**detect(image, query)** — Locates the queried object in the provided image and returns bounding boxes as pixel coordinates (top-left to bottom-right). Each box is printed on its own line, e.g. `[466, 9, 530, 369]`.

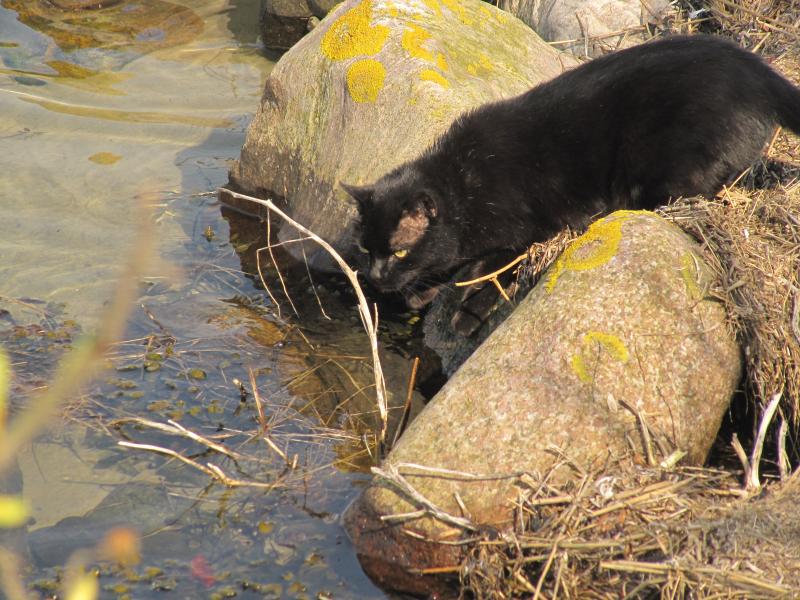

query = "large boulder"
[498, 0, 672, 57]
[344, 211, 742, 594]
[226, 0, 576, 271]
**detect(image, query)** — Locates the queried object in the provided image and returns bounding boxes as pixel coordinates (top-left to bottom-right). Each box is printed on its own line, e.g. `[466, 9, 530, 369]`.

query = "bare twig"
[455, 253, 526, 287]
[619, 399, 656, 466]
[219, 188, 389, 445]
[118, 441, 279, 489]
[777, 417, 790, 481]
[372, 462, 478, 531]
[391, 356, 420, 449]
[112, 417, 244, 460]
[249, 368, 267, 430]
[746, 391, 783, 491]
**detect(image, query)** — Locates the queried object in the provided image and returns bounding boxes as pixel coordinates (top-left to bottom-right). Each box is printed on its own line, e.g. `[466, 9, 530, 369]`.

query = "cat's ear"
[410, 190, 438, 219]
[341, 182, 374, 213]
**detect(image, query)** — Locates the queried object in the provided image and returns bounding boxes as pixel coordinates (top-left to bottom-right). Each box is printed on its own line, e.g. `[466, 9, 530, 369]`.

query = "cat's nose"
[369, 258, 387, 283]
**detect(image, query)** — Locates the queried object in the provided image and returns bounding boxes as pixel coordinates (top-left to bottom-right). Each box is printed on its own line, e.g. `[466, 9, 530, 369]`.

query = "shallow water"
[0, 2, 405, 597]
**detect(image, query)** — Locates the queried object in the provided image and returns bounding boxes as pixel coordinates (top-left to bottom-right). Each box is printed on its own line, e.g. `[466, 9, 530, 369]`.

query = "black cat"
[343, 35, 800, 335]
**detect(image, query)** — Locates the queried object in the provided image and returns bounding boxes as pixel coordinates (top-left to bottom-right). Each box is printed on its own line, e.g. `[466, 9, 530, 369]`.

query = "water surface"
[0, 2, 404, 596]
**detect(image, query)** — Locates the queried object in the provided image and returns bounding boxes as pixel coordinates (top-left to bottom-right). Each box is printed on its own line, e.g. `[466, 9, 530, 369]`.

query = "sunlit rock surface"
[498, 0, 672, 57]
[345, 211, 741, 594]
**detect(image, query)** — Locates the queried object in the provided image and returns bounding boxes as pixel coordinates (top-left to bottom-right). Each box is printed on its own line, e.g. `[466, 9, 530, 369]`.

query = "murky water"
[0, 2, 412, 597]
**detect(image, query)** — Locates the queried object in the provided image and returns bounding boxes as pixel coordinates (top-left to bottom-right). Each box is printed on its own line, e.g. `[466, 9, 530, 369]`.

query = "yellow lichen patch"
[440, 0, 474, 24]
[546, 211, 648, 292]
[680, 251, 702, 300]
[467, 63, 477, 75]
[584, 331, 630, 362]
[571, 354, 592, 383]
[401, 24, 434, 61]
[436, 52, 449, 71]
[89, 152, 122, 165]
[321, 0, 389, 61]
[478, 53, 493, 71]
[420, 0, 442, 17]
[346, 59, 386, 102]
[420, 69, 449, 88]
[571, 331, 629, 383]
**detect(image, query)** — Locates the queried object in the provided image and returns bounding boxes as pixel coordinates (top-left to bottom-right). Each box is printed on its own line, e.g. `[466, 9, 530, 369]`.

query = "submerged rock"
[2, 0, 203, 54]
[226, 0, 575, 272]
[344, 211, 741, 594]
[498, 0, 672, 57]
[260, 0, 316, 50]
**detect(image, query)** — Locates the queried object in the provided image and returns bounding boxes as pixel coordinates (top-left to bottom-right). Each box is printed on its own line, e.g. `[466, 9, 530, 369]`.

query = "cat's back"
[527, 35, 774, 110]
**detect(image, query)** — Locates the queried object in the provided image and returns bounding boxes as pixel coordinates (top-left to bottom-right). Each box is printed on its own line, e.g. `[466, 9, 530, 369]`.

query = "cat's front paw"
[404, 285, 441, 309]
[450, 308, 484, 337]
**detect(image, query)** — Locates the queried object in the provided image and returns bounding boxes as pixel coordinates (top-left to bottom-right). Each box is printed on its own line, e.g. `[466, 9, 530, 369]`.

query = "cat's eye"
[357, 243, 369, 254]
[393, 249, 409, 259]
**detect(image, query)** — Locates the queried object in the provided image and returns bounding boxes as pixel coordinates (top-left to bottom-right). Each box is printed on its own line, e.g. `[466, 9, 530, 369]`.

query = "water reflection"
[1, 0, 393, 597]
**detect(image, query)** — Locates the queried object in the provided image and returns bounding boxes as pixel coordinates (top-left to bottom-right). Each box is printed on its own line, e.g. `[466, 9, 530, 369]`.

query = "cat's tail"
[770, 71, 800, 134]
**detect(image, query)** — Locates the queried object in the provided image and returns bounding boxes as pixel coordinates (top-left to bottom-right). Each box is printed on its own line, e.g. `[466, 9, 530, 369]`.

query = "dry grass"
[661, 187, 800, 427]
[461, 463, 800, 598]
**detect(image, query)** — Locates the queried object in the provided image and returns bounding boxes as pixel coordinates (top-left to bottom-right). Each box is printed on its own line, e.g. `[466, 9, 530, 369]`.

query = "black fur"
[344, 35, 800, 332]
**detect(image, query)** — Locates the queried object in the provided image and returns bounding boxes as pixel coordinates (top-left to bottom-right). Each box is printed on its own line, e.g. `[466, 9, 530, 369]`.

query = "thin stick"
[118, 441, 279, 489]
[746, 391, 783, 492]
[491, 277, 511, 302]
[372, 463, 478, 531]
[619, 399, 656, 466]
[301, 243, 330, 320]
[455, 253, 526, 287]
[263, 434, 289, 464]
[249, 368, 267, 430]
[219, 188, 389, 444]
[112, 417, 243, 460]
[255, 246, 282, 319]
[731, 433, 752, 486]
[777, 417, 790, 481]
[765, 126, 782, 157]
[533, 539, 560, 599]
[395, 462, 520, 480]
[391, 357, 420, 448]
[264, 211, 299, 317]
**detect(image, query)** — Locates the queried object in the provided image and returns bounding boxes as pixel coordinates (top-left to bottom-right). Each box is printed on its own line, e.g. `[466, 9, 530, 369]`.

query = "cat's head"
[342, 167, 460, 306]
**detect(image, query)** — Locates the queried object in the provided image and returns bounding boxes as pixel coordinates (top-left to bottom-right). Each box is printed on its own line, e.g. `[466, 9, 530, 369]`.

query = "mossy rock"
[226, 0, 576, 271]
[344, 211, 741, 595]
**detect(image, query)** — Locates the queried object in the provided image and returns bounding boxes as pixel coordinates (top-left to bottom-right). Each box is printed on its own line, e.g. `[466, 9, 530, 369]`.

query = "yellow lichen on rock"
[420, 69, 449, 87]
[401, 21, 449, 84]
[321, 0, 389, 61]
[680, 252, 702, 300]
[440, 0, 474, 24]
[571, 331, 630, 383]
[546, 210, 649, 292]
[401, 24, 435, 61]
[347, 59, 386, 102]
[420, 0, 442, 17]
